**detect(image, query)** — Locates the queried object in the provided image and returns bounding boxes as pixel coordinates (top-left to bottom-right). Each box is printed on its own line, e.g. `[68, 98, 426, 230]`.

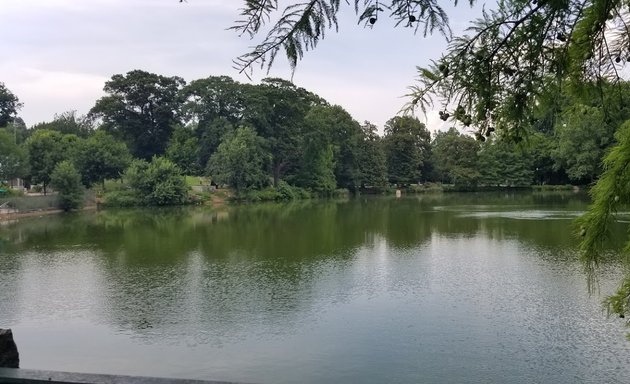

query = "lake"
[1, 192, 630, 383]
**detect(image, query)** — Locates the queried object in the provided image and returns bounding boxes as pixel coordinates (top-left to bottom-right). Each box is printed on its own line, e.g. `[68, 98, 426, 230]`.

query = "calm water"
[1, 192, 630, 383]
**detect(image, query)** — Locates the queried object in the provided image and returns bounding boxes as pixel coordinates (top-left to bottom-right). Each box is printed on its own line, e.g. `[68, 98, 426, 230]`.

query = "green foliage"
[102, 189, 142, 207]
[356, 122, 388, 189]
[90, 70, 185, 160]
[577, 120, 630, 269]
[5, 118, 28, 145]
[50, 160, 83, 211]
[383, 116, 431, 185]
[0, 82, 22, 128]
[553, 105, 609, 183]
[299, 142, 337, 196]
[297, 105, 360, 194]
[166, 126, 201, 176]
[181, 76, 245, 126]
[550, 83, 630, 184]
[245, 78, 325, 186]
[196, 118, 235, 168]
[432, 128, 480, 187]
[0, 128, 29, 181]
[25, 129, 77, 193]
[74, 130, 131, 188]
[31, 111, 93, 138]
[408, 0, 629, 141]
[235, 181, 311, 202]
[208, 126, 270, 192]
[478, 139, 534, 187]
[125, 157, 189, 206]
[604, 276, 630, 325]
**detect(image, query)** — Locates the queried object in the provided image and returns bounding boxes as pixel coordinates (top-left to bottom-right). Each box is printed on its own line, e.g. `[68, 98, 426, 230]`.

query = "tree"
[432, 128, 480, 187]
[356, 122, 388, 189]
[165, 125, 201, 176]
[90, 70, 185, 160]
[0, 83, 22, 128]
[383, 116, 431, 185]
[207, 126, 270, 192]
[478, 139, 534, 187]
[553, 105, 611, 184]
[74, 130, 131, 188]
[31, 111, 93, 138]
[125, 157, 189, 206]
[181, 76, 246, 127]
[25, 130, 76, 194]
[243, 78, 325, 186]
[298, 106, 340, 194]
[528, 131, 568, 186]
[5, 118, 28, 145]
[0, 128, 28, 183]
[50, 160, 83, 211]
[197, 117, 234, 169]
[303, 105, 361, 191]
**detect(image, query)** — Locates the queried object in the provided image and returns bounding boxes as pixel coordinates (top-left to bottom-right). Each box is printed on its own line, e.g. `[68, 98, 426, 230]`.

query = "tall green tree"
[478, 140, 534, 187]
[0, 128, 29, 183]
[528, 131, 568, 186]
[74, 130, 131, 188]
[207, 126, 270, 192]
[165, 126, 201, 176]
[90, 70, 185, 160]
[0, 83, 21, 128]
[243, 78, 325, 186]
[432, 128, 480, 187]
[25, 130, 77, 194]
[356, 122, 387, 189]
[553, 105, 612, 184]
[180, 76, 246, 126]
[383, 116, 431, 186]
[197, 117, 234, 168]
[303, 105, 361, 191]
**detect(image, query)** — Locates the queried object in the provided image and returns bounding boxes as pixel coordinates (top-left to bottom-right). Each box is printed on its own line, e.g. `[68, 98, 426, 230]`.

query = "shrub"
[102, 189, 141, 207]
[50, 160, 83, 211]
[125, 157, 189, 206]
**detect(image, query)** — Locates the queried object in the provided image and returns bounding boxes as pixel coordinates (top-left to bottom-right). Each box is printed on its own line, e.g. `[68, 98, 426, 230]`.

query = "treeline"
[1, 72, 629, 207]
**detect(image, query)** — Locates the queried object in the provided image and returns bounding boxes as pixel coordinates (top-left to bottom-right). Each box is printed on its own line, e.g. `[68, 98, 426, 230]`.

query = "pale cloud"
[4, 67, 108, 125]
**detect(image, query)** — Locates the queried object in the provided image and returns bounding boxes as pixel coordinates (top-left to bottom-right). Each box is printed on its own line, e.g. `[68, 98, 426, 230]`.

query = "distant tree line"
[1, 72, 629, 207]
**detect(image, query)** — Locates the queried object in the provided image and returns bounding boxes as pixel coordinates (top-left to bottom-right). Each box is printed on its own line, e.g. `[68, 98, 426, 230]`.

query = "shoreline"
[0, 205, 97, 222]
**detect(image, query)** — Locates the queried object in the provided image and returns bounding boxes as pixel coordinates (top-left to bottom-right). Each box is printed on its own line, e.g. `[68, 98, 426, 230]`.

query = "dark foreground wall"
[0, 368, 246, 384]
[0, 329, 19, 368]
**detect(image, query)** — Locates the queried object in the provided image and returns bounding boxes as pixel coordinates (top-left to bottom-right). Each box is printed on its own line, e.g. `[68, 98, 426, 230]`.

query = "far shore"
[0, 205, 97, 222]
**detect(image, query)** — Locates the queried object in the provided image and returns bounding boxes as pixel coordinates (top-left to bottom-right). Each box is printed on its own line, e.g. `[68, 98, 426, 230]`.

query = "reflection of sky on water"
[456, 210, 584, 220]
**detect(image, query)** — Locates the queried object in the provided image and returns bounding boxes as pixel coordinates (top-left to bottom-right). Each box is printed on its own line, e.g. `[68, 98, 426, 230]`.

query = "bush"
[125, 157, 189, 206]
[232, 182, 312, 202]
[102, 189, 142, 207]
[50, 160, 83, 211]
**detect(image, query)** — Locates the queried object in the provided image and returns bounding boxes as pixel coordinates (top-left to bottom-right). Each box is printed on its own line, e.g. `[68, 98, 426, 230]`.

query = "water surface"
[1, 192, 629, 383]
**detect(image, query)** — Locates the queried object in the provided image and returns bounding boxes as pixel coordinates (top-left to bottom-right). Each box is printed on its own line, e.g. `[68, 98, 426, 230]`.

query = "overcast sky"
[1, 0, 484, 132]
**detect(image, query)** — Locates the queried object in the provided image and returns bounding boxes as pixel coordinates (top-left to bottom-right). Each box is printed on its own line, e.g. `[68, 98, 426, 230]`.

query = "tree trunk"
[272, 162, 284, 188]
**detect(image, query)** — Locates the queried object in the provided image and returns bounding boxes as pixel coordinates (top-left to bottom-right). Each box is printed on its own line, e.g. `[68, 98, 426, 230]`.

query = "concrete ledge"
[0, 368, 247, 384]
